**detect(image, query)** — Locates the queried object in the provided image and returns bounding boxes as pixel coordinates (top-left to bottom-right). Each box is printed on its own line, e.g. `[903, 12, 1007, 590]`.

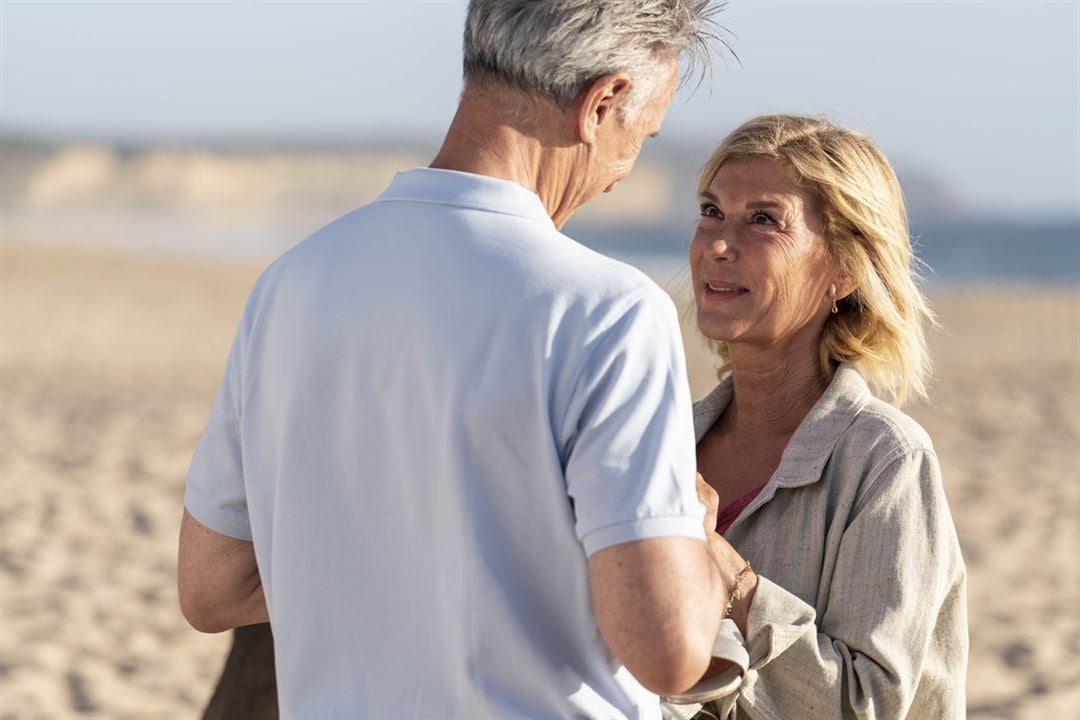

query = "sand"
[1, 243, 1077, 718]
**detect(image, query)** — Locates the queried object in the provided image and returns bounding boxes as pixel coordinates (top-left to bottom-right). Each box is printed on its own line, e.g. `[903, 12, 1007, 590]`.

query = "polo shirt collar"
[375, 168, 555, 227]
[693, 363, 872, 490]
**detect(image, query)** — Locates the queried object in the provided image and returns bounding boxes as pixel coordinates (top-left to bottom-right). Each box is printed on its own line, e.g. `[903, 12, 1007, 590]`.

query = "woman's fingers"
[696, 472, 719, 532]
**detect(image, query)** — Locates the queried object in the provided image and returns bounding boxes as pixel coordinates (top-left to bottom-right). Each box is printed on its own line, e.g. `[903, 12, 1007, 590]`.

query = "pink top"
[716, 482, 767, 534]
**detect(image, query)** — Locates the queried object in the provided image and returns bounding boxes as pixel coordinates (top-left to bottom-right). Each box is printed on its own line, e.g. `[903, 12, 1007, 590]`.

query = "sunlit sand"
[1, 242, 1077, 718]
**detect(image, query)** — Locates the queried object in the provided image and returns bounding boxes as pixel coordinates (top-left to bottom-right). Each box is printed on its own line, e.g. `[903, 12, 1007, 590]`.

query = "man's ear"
[575, 73, 633, 145]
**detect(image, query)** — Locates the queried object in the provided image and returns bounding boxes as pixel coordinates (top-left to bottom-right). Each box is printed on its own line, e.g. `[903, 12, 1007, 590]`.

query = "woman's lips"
[703, 282, 749, 300]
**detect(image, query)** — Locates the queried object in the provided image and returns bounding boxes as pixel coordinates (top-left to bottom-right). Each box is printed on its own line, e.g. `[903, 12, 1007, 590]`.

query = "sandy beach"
[1, 242, 1077, 718]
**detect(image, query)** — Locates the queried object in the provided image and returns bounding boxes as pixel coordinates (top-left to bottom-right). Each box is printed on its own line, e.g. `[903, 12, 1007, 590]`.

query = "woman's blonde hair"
[698, 114, 936, 406]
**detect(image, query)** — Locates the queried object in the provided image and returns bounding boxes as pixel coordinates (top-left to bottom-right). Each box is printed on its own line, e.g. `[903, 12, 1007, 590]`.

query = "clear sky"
[1, 0, 1077, 218]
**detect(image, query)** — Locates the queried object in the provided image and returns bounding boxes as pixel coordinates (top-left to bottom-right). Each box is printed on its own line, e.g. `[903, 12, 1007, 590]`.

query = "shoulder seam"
[860, 445, 940, 510]
[852, 405, 934, 454]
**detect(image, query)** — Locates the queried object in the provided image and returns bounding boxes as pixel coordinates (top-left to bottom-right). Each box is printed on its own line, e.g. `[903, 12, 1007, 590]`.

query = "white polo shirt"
[185, 168, 705, 719]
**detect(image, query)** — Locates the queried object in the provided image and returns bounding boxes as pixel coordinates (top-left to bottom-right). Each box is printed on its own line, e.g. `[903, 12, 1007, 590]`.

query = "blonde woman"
[668, 115, 968, 719]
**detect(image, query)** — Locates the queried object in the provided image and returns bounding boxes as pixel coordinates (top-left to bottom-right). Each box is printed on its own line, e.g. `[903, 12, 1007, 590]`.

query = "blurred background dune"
[1, 1, 1078, 718]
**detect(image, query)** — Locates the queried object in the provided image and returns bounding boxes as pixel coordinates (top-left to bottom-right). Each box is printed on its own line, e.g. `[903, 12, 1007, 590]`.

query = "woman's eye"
[699, 203, 721, 218]
[751, 212, 775, 225]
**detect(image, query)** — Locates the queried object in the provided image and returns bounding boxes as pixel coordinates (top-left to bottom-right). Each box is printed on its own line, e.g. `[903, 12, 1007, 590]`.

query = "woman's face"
[690, 157, 839, 353]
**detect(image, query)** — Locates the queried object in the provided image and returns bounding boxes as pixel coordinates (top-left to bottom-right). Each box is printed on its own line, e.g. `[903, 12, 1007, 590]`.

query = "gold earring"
[831, 297, 839, 314]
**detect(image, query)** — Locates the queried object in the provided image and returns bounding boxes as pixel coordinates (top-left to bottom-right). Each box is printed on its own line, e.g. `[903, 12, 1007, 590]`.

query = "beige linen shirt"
[691, 364, 967, 719]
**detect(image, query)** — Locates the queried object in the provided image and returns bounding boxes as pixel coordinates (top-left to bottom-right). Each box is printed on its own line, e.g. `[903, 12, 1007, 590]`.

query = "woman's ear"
[827, 251, 857, 301]
[826, 226, 860, 302]
[835, 276, 857, 301]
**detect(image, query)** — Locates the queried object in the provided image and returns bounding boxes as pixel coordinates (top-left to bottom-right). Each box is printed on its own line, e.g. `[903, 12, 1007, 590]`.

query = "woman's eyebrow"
[699, 191, 791, 209]
[746, 200, 788, 211]
[699, 193, 794, 215]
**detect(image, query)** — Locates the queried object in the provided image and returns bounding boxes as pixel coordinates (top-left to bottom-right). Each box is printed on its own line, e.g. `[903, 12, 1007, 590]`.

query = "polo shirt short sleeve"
[184, 312, 252, 541]
[562, 287, 705, 556]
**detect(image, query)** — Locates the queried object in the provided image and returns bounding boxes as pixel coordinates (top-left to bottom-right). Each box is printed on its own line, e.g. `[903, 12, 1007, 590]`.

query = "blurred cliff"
[0, 134, 966, 263]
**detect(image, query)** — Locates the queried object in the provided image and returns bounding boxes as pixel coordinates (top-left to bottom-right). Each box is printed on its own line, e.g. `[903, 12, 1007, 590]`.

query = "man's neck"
[430, 86, 585, 228]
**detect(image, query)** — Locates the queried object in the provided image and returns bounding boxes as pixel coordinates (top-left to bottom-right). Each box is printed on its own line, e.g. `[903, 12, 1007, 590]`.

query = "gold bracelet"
[723, 562, 753, 618]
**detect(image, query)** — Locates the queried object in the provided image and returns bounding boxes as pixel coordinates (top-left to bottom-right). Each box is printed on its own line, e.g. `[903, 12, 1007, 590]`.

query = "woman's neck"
[723, 336, 832, 439]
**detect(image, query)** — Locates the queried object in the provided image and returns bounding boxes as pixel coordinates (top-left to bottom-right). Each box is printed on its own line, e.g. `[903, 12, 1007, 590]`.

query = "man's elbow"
[178, 582, 232, 634]
[630, 636, 714, 696]
[183, 612, 229, 635]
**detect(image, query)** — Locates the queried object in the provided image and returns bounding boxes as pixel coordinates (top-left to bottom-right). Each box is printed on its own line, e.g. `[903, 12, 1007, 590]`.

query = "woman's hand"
[696, 472, 758, 637]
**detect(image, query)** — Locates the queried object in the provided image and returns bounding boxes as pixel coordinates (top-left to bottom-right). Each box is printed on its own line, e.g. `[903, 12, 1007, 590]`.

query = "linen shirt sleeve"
[561, 288, 705, 557]
[183, 320, 252, 541]
[729, 447, 966, 719]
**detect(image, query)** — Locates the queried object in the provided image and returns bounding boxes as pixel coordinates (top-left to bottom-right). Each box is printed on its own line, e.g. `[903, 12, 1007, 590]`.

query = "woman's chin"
[699, 330, 741, 346]
[697, 318, 742, 344]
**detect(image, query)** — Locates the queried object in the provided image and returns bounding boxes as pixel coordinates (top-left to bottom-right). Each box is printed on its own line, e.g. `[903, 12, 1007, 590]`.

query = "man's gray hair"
[463, 0, 724, 117]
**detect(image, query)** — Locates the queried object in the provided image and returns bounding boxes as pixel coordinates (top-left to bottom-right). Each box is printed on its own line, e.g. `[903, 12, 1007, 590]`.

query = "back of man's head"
[463, 0, 720, 121]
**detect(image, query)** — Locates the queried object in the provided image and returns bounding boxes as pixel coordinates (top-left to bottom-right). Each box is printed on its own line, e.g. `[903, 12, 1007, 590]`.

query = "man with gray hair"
[179, 2, 733, 717]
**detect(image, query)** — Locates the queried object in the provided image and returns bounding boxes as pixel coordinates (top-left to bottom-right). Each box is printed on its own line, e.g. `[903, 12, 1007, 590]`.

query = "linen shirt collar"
[375, 168, 555, 227]
[692, 363, 873, 490]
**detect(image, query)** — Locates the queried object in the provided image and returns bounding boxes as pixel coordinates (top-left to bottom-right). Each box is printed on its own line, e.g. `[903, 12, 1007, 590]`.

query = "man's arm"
[178, 509, 269, 634]
[588, 536, 729, 696]
[559, 291, 735, 695]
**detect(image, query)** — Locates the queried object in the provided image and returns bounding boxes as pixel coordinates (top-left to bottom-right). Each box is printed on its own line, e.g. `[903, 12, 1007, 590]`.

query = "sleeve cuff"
[745, 575, 817, 669]
[580, 515, 705, 557]
[184, 484, 253, 542]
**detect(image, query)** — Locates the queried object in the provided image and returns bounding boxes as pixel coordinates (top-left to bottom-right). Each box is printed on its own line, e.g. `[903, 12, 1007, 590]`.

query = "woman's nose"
[701, 227, 737, 262]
